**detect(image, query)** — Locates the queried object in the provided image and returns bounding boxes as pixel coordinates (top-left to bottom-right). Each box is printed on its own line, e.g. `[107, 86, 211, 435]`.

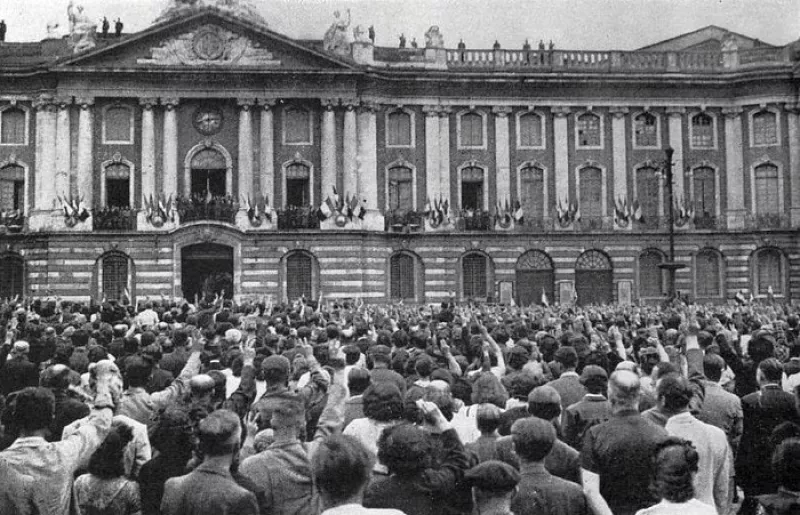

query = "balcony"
[693, 215, 720, 230]
[176, 195, 237, 225]
[745, 213, 791, 230]
[575, 216, 612, 231]
[0, 211, 25, 233]
[457, 210, 492, 231]
[92, 207, 137, 231]
[385, 210, 424, 233]
[633, 216, 666, 232]
[276, 207, 321, 230]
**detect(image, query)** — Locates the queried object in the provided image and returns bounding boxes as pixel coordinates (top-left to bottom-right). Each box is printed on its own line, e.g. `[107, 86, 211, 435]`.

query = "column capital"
[422, 104, 440, 117]
[75, 97, 95, 110]
[54, 96, 73, 110]
[258, 98, 277, 110]
[34, 95, 56, 111]
[139, 97, 158, 110]
[492, 106, 512, 117]
[321, 98, 339, 111]
[359, 101, 378, 113]
[437, 106, 452, 117]
[551, 106, 571, 118]
[722, 106, 743, 119]
[609, 106, 629, 119]
[237, 97, 257, 110]
[342, 98, 359, 111]
[162, 97, 180, 110]
[665, 106, 686, 117]
[782, 102, 800, 115]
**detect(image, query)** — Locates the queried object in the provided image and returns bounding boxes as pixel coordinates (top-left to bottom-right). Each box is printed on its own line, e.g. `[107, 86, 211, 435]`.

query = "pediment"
[57, 10, 353, 71]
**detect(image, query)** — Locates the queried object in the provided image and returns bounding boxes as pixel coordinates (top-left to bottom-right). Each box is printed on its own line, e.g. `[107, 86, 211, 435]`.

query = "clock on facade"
[193, 107, 223, 136]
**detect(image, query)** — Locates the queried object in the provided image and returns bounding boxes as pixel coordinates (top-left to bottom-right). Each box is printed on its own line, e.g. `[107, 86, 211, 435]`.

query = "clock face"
[193, 107, 223, 136]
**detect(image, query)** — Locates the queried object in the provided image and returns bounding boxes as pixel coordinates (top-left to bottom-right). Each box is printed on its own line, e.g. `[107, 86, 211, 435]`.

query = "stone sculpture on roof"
[154, 0, 267, 26]
[67, 0, 97, 53]
[323, 9, 352, 55]
[425, 26, 444, 49]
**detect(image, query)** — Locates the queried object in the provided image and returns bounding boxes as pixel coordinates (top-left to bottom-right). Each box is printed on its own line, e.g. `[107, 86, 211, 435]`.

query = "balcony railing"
[92, 207, 137, 231]
[276, 207, 321, 230]
[0, 211, 25, 232]
[385, 210, 424, 233]
[176, 195, 237, 225]
[575, 216, 612, 231]
[634, 216, 666, 231]
[457, 210, 492, 231]
[745, 213, 791, 230]
[693, 215, 720, 230]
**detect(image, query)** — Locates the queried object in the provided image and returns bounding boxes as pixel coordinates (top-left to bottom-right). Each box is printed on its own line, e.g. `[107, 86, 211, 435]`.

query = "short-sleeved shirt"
[581, 409, 668, 515]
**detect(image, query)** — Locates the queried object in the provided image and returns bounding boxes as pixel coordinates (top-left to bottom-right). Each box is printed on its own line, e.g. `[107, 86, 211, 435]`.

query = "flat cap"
[464, 460, 520, 493]
[527, 385, 561, 406]
[580, 365, 608, 384]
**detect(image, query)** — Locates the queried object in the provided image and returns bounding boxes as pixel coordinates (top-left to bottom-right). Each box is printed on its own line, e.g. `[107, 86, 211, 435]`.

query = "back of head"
[650, 437, 699, 503]
[703, 353, 726, 383]
[511, 417, 556, 462]
[362, 382, 403, 422]
[527, 385, 561, 421]
[270, 395, 306, 431]
[657, 373, 693, 413]
[773, 437, 800, 491]
[40, 364, 72, 390]
[476, 403, 502, 434]
[608, 370, 641, 410]
[378, 423, 431, 476]
[758, 357, 784, 384]
[71, 329, 90, 348]
[125, 356, 153, 388]
[196, 409, 241, 457]
[10, 387, 56, 432]
[88, 424, 134, 479]
[313, 435, 374, 504]
[347, 367, 371, 396]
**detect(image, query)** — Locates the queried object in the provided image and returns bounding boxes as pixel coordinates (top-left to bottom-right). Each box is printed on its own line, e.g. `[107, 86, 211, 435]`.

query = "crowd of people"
[0, 294, 799, 515]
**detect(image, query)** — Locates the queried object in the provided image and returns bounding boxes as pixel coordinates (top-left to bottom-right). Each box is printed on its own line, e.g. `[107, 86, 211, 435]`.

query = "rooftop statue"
[353, 24, 371, 44]
[67, 0, 97, 53]
[323, 9, 352, 55]
[425, 25, 444, 49]
[154, 0, 267, 26]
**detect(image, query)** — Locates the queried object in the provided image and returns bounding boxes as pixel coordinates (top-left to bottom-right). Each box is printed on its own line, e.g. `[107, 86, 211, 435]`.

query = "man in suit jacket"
[695, 353, 743, 454]
[161, 409, 259, 515]
[737, 358, 800, 515]
[1, 341, 39, 396]
[546, 347, 586, 414]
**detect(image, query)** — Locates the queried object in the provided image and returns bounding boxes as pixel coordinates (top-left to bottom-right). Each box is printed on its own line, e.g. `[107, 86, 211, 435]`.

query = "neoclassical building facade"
[0, 2, 798, 305]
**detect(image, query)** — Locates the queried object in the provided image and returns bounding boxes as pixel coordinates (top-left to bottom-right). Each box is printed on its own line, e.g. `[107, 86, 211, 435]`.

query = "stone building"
[0, 1, 798, 305]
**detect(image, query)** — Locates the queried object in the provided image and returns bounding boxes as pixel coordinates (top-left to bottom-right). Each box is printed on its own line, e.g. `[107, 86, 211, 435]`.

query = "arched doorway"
[190, 148, 228, 197]
[181, 243, 234, 301]
[516, 250, 554, 306]
[575, 250, 613, 305]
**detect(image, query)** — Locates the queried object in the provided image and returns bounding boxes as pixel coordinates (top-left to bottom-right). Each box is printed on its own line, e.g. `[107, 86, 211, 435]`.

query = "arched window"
[386, 110, 412, 147]
[639, 250, 665, 298]
[103, 106, 133, 144]
[0, 107, 26, 145]
[754, 163, 780, 215]
[579, 167, 602, 218]
[691, 113, 714, 148]
[636, 166, 661, 223]
[0, 254, 24, 298]
[285, 162, 311, 207]
[693, 167, 715, 218]
[390, 253, 416, 300]
[634, 112, 658, 147]
[387, 166, 413, 212]
[191, 148, 228, 197]
[519, 164, 544, 220]
[695, 249, 722, 298]
[577, 112, 601, 147]
[0, 165, 24, 212]
[575, 250, 613, 305]
[105, 163, 131, 208]
[752, 110, 778, 146]
[101, 252, 129, 302]
[283, 107, 312, 145]
[463, 253, 489, 299]
[756, 248, 783, 295]
[460, 112, 484, 147]
[286, 252, 314, 300]
[461, 166, 484, 211]
[516, 250, 554, 306]
[518, 112, 543, 148]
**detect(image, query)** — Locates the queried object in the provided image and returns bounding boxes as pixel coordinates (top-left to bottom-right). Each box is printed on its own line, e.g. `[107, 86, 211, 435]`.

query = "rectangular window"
[462, 182, 483, 211]
[520, 167, 544, 219]
[577, 114, 601, 147]
[693, 169, 715, 217]
[1, 109, 26, 145]
[106, 179, 130, 208]
[286, 178, 309, 207]
[691, 114, 714, 148]
[463, 255, 487, 298]
[390, 254, 415, 300]
[387, 111, 412, 147]
[104, 107, 133, 143]
[284, 108, 312, 145]
[460, 113, 484, 147]
[287, 255, 313, 300]
[579, 168, 602, 218]
[388, 179, 413, 212]
[755, 166, 780, 215]
[634, 114, 658, 147]
[753, 111, 778, 146]
[518, 113, 542, 147]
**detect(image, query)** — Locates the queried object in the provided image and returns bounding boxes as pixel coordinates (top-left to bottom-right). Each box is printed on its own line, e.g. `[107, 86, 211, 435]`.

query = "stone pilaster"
[54, 97, 72, 204]
[259, 99, 275, 202]
[666, 107, 685, 200]
[610, 106, 629, 202]
[342, 100, 358, 199]
[36, 96, 58, 210]
[423, 104, 441, 206]
[162, 98, 180, 196]
[787, 104, 800, 226]
[320, 98, 338, 201]
[139, 98, 157, 206]
[552, 106, 571, 207]
[723, 107, 746, 229]
[75, 97, 95, 208]
[357, 101, 378, 210]
[237, 98, 255, 203]
[438, 106, 452, 207]
[493, 106, 512, 209]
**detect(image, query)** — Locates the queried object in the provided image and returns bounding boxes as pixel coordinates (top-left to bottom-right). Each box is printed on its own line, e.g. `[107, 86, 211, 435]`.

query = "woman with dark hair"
[73, 423, 142, 515]
[757, 438, 800, 514]
[344, 382, 404, 460]
[636, 437, 716, 515]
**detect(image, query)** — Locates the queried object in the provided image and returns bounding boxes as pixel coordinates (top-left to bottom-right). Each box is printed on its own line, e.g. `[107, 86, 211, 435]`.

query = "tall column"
[162, 98, 179, 197]
[139, 98, 157, 207]
[723, 107, 746, 229]
[493, 106, 512, 209]
[423, 105, 440, 205]
[320, 98, 338, 201]
[666, 107, 685, 200]
[34, 97, 58, 210]
[75, 97, 94, 208]
[357, 101, 378, 209]
[787, 105, 800, 226]
[54, 97, 72, 204]
[237, 98, 255, 202]
[438, 107, 451, 207]
[552, 107, 571, 205]
[342, 100, 358, 197]
[259, 99, 275, 202]
[610, 106, 629, 202]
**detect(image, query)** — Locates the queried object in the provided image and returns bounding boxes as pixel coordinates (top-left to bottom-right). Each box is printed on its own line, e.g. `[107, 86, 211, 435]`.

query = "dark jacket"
[511, 461, 590, 515]
[0, 356, 39, 396]
[161, 462, 259, 515]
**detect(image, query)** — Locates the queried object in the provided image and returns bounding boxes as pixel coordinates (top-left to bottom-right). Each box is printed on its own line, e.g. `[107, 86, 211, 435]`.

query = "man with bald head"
[580, 370, 667, 515]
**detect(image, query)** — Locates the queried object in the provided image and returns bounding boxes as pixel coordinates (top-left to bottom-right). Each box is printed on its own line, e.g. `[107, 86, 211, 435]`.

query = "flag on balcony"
[541, 287, 549, 307]
[358, 199, 367, 220]
[632, 200, 643, 222]
[319, 199, 332, 220]
[513, 200, 524, 224]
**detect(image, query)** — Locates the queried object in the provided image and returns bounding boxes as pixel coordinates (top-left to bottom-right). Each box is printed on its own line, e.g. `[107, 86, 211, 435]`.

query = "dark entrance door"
[191, 169, 226, 197]
[515, 250, 554, 306]
[181, 243, 233, 302]
[575, 250, 613, 305]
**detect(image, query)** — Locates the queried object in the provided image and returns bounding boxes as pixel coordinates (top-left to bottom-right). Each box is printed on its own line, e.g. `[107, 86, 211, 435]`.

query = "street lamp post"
[658, 146, 686, 300]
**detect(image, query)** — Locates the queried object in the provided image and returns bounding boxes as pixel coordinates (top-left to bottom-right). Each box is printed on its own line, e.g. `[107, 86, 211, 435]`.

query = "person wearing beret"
[464, 460, 520, 515]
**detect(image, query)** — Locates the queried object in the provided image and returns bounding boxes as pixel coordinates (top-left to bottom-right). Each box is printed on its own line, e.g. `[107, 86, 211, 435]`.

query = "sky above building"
[1, 0, 798, 49]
